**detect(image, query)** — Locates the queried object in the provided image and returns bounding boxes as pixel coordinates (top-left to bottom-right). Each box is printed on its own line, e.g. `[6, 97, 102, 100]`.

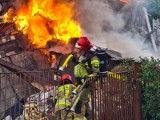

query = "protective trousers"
[74, 102, 92, 120]
[74, 88, 92, 120]
[56, 109, 73, 120]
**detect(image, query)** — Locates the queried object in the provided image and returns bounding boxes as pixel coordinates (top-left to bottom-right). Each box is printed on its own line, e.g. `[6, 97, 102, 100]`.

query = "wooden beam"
[143, 7, 158, 52]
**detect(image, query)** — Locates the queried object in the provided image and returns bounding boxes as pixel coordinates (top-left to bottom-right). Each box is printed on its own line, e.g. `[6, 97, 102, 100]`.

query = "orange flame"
[4, 0, 82, 48]
[120, 0, 128, 3]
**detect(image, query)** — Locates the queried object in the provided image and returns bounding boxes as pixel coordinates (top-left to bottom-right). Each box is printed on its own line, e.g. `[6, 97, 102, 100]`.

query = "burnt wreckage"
[0, 1, 124, 119]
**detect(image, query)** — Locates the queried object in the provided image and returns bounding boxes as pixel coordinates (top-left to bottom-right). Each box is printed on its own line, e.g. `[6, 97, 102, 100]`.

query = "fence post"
[133, 62, 141, 120]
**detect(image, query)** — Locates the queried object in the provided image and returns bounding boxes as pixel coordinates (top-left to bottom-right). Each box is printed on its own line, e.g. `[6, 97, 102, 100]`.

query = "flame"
[120, 0, 128, 3]
[4, 0, 82, 48]
[43, 49, 56, 64]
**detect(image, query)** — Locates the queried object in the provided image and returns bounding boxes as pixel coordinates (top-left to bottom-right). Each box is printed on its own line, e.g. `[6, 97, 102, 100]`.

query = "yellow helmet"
[91, 56, 100, 68]
[91, 56, 100, 73]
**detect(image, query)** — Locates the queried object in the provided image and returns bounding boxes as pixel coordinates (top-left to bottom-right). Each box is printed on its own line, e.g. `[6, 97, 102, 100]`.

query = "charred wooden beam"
[0, 58, 28, 72]
[0, 23, 15, 33]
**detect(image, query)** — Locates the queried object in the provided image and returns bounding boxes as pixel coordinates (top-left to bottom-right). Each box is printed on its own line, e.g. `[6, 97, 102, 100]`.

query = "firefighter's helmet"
[77, 37, 93, 52]
[60, 74, 73, 85]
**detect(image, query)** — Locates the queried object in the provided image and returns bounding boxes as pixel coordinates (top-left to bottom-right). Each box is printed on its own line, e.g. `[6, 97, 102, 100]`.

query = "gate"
[89, 63, 141, 120]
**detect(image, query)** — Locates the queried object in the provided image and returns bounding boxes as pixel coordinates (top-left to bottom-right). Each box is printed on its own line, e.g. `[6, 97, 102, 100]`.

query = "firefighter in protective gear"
[76, 37, 120, 76]
[54, 74, 76, 120]
[90, 56, 100, 74]
[73, 56, 100, 120]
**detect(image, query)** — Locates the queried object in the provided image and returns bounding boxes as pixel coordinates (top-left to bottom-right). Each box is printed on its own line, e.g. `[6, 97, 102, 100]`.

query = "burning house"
[0, 0, 156, 119]
[0, 0, 82, 119]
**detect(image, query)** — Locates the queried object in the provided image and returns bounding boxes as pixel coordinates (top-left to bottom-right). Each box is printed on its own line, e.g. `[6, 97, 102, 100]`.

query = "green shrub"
[140, 57, 160, 120]
[119, 57, 160, 120]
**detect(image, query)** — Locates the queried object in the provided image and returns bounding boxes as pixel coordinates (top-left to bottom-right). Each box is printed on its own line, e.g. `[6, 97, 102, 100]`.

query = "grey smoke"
[9, 0, 28, 11]
[76, 0, 157, 59]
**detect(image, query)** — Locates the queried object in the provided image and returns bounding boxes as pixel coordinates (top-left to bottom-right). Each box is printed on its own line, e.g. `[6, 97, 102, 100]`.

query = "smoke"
[9, 0, 28, 11]
[76, 0, 157, 59]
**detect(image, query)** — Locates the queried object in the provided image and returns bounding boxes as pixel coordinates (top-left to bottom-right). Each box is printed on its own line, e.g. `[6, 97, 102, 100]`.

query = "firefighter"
[76, 37, 110, 74]
[73, 37, 121, 120]
[73, 55, 101, 120]
[54, 74, 76, 120]
[76, 36, 121, 77]
[89, 56, 100, 75]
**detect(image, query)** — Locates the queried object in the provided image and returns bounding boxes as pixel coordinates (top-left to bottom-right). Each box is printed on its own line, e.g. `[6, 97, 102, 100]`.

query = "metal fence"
[89, 68, 141, 120]
[89, 72, 134, 120]
[0, 71, 58, 120]
[0, 64, 141, 120]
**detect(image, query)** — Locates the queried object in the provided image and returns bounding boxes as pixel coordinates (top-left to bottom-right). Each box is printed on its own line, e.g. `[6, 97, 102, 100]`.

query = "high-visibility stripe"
[56, 100, 71, 106]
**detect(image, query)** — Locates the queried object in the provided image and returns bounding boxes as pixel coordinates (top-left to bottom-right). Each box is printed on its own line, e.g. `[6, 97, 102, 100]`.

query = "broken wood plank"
[143, 7, 158, 52]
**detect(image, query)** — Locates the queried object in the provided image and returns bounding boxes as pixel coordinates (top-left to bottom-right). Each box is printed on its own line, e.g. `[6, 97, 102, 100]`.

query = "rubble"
[2, 86, 57, 120]
[3, 115, 12, 120]
[18, 86, 56, 120]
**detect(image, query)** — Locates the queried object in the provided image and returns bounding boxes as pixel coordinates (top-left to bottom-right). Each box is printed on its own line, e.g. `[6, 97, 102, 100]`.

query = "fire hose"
[58, 54, 73, 71]
[63, 79, 89, 120]
[54, 53, 74, 81]
[51, 54, 73, 83]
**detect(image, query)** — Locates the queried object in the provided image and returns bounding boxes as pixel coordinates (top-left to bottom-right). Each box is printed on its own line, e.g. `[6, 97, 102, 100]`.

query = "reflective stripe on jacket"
[55, 99, 71, 111]
[55, 84, 76, 112]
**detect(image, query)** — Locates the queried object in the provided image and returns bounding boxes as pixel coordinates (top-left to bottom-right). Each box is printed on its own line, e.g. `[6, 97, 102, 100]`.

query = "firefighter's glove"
[65, 106, 71, 112]
[81, 78, 85, 83]
[58, 67, 63, 76]
[58, 67, 64, 72]
[72, 90, 77, 95]
[72, 85, 81, 95]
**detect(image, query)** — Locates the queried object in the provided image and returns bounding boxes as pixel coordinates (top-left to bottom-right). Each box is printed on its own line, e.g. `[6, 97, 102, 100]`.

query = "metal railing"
[89, 72, 136, 120]
[0, 63, 141, 120]
[0, 71, 58, 120]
